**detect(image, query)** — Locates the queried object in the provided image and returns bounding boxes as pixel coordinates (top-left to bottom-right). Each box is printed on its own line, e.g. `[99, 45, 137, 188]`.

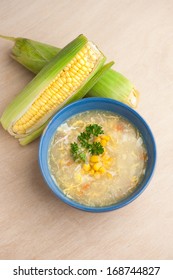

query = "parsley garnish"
[89, 142, 104, 155]
[86, 124, 104, 137]
[70, 124, 104, 162]
[78, 132, 91, 149]
[70, 142, 86, 162]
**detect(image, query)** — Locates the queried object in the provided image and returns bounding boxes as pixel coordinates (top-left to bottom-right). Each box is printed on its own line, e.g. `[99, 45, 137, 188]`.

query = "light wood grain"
[0, 0, 173, 260]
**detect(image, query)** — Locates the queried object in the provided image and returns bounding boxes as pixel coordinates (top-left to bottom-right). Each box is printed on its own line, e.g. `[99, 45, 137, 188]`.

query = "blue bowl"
[39, 98, 156, 212]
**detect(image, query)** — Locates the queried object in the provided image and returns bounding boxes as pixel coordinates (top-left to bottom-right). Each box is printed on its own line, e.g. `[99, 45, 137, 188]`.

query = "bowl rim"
[39, 97, 157, 212]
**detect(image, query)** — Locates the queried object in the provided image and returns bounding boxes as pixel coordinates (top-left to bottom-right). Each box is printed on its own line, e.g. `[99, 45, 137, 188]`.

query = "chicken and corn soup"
[48, 110, 148, 207]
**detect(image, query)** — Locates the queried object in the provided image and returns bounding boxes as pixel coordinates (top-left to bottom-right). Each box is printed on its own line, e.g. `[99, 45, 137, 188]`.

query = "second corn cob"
[0, 35, 139, 108]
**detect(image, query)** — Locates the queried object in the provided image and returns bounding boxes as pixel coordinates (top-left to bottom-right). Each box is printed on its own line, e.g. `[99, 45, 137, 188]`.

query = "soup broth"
[48, 110, 148, 207]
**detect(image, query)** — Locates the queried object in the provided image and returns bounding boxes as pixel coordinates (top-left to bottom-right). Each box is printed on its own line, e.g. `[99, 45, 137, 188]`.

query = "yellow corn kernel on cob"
[0, 34, 114, 144]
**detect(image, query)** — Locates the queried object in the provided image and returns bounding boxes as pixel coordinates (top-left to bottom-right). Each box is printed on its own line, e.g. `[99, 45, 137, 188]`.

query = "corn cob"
[0, 35, 139, 108]
[19, 62, 113, 145]
[1, 34, 113, 143]
[88, 69, 139, 108]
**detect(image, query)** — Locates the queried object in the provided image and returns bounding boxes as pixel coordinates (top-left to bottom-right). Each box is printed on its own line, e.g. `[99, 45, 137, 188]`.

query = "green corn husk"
[1, 34, 113, 144]
[0, 34, 61, 74]
[88, 69, 139, 108]
[0, 35, 139, 108]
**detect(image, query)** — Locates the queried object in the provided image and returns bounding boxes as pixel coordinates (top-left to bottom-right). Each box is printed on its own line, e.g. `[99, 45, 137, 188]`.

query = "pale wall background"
[0, 0, 173, 259]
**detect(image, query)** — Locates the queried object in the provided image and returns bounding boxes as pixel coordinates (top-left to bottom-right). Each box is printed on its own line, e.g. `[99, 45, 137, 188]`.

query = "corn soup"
[48, 110, 148, 207]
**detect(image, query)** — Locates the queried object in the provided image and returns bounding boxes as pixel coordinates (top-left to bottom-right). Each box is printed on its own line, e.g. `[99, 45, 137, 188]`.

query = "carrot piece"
[115, 123, 124, 131]
[78, 184, 90, 196]
[82, 184, 90, 190]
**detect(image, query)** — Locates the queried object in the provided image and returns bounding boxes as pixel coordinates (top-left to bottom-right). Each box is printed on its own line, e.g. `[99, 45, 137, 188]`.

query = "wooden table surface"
[0, 0, 173, 260]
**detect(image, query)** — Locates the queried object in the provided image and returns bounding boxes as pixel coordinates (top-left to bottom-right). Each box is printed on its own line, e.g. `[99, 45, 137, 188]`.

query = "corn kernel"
[62, 87, 69, 93]
[101, 154, 109, 161]
[90, 155, 99, 163]
[65, 77, 72, 83]
[89, 49, 94, 56]
[76, 62, 82, 68]
[89, 169, 95, 176]
[47, 99, 55, 106]
[72, 57, 77, 63]
[74, 75, 81, 81]
[85, 61, 90, 67]
[68, 63, 73, 69]
[104, 160, 112, 167]
[93, 162, 102, 171]
[52, 84, 60, 91]
[25, 110, 33, 118]
[73, 65, 79, 71]
[82, 66, 88, 72]
[91, 54, 97, 61]
[82, 48, 88, 54]
[72, 77, 80, 84]
[101, 135, 110, 141]
[101, 139, 107, 147]
[99, 167, 106, 173]
[79, 51, 85, 58]
[60, 71, 65, 77]
[64, 66, 69, 71]
[61, 77, 67, 83]
[79, 58, 85, 65]
[66, 72, 70, 78]
[78, 69, 85, 75]
[32, 103, 40, 110]
[44, 104, 51, 111]
[83, 163, 91, 172]
[90, 62, 95, 69]
[76, 54, 81, 60]
[63, 84, 70, 91]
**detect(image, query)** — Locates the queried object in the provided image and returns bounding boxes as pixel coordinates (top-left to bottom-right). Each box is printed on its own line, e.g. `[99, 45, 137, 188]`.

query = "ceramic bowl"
[39, 98, 156, 212]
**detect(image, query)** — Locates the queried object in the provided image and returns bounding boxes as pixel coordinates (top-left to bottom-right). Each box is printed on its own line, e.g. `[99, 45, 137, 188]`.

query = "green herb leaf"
[89, 142, 104, 155]
[78, 132, 91, 148]
[86, 124, 104, 137]
[79, 153, 86, 162]
[70, 142, 79, 161]
[70, 142, 86, 162]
